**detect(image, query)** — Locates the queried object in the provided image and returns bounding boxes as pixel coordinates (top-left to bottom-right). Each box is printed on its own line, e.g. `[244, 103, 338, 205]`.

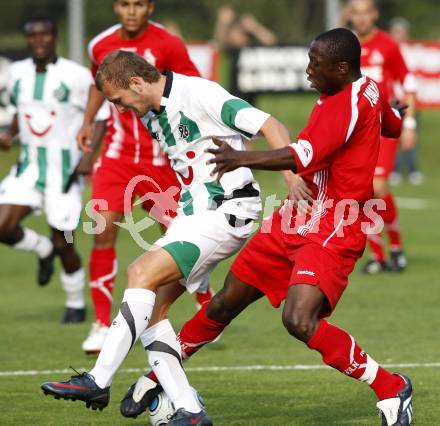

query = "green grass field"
[1, 93, 439, 425]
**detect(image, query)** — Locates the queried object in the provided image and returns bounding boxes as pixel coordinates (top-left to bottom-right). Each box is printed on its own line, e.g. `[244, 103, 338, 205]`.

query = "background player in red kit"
[347, 0, 418, 274]
[78, 0, 214, 354]
[122, 28, 413, 426]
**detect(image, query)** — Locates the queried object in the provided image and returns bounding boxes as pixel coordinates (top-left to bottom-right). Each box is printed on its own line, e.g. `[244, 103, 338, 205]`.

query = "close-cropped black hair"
[315, 27, 361, 70]
[23, 16, 58, 36]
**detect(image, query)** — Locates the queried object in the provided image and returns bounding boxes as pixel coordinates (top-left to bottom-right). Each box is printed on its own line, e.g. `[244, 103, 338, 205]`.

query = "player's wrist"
[403, 116, 417, 130]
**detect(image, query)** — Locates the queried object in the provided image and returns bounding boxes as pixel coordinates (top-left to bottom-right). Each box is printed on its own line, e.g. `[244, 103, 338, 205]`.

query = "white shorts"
[154, 210, 255, 293]
[0, 168, 82, 231]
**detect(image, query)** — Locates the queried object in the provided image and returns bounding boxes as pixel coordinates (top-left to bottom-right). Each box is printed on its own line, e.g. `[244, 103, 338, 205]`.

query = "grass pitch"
[0, 94, 439, 425]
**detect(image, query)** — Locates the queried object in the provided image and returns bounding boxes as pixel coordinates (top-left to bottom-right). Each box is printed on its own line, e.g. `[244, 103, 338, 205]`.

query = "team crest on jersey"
[178, 124, 190, 140]
[53, 82, 70, 102]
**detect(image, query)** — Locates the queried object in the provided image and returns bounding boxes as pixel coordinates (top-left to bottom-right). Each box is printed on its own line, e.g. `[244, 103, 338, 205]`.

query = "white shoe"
[389, 172, 403, 186]
[81, 322, 109, 355]
[408, 171, 424, 186]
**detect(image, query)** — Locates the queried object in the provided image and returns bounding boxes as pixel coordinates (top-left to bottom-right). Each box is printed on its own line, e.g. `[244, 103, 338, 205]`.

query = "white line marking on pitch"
[1, 362, 439, 378]
[396, 197, 433, 210]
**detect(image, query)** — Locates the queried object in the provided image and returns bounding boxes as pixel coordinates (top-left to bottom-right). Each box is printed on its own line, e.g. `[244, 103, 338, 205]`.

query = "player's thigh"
[206, 270, 264, 323]
[149, 281, 186, 325]
[127, 246, 183, 290]
[0, 204, 32, 235]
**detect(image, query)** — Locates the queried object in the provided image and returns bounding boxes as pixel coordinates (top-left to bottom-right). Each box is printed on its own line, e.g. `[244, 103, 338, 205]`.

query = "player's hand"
[400, 127, 417, 151]
[206, 138, 242, 183]
[77, 122, 93, 153]
[390, 100, 408, 119]
[0, 131, 13, 150]
[285, 173, 313, 214]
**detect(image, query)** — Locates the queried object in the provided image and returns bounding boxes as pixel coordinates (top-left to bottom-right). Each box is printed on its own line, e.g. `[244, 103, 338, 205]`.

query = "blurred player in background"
[79, 0, 215, 354]
[389, 17, 424, 186]
[0, 17, 95, 323]
[347, 0, 417, 274]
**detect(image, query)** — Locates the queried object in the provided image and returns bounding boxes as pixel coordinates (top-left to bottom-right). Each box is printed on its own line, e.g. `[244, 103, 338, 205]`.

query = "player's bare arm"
[0, 113, 18, 150]
[208, 138, 297, 183]
[77, 85, 106, 152]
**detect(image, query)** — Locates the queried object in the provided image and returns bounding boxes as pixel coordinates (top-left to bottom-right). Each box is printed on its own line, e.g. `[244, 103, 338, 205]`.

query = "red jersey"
[88, 21, 200, 164]
[360, 29, 416, 100]
[287, 76, 402, 258]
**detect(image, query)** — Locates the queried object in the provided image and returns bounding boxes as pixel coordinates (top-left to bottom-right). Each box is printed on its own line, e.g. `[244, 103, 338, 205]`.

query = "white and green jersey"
[141, 71, 269, 220]
[7, 57, 93, 194]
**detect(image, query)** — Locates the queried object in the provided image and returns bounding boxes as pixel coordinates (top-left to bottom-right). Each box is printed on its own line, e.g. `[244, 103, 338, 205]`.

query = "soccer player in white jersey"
[41, 50, 296, 426]
[0, 17, 96, 323]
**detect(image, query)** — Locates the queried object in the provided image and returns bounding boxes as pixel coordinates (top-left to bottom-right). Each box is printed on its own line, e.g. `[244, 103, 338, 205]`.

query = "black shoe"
[389, 250, 407, 272]
[60, 307, 86, 324]
[38, 248, 57, 286]
[377, 374, 413, 425]
[120, 374, 163, 418]
[167, 408, 213, 426]
[41, 371, 109, 411]
[362, 259, 389, 274]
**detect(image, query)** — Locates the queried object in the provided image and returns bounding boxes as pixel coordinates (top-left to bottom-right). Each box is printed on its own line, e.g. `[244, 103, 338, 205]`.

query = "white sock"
[13, 228, 52, 258]
[141, 319, 201, 413]
[61, 268, 85, 309]
[90, 288, 155, 389]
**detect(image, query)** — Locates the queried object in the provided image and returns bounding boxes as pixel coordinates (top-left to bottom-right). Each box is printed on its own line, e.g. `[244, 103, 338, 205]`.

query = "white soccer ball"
[148, 387, 205, 426]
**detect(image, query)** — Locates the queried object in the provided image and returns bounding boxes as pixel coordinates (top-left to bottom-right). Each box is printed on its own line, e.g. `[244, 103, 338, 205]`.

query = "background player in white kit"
[0, 17, 97, 323]
[41, 50, 295, 426]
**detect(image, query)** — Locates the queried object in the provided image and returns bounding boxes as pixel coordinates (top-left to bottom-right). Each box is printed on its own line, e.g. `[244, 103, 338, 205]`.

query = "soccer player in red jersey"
[79, 0, 214, 354]
[121, 28, 413, 425]
[347, 0, 417, 273]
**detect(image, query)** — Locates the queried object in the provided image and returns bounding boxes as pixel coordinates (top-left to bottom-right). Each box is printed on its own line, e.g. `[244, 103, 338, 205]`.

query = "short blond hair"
[95, 50, 160, 91]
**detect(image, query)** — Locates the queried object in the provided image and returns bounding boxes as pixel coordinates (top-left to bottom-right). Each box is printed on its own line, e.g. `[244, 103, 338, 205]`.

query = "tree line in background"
[1, 0, 440, 52]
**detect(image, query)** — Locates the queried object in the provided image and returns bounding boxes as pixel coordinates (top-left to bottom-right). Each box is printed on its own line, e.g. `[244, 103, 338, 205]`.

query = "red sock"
[383, 193, 402, 251]
[178, 302, 228, 358]
[89, 247, 117, 327]
[308, 320, 404, 400]
[367, 233, 386, 262]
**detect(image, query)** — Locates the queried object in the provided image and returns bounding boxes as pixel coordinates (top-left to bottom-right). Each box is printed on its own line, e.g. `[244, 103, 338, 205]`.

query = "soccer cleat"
[362, 259, 389, 274]
[41, 371, 109, 411]
[195, 287, 215, 310]
[82, 322, 109, 355]
[167, 408, 213, 426]
[377, 374, 413, 426]
[389, 250, 407, 273]
[60, 307, 86, 324]
[408, 171, 424, 186]
[37, 248, 57, 286]
[120, 374, 162, 418]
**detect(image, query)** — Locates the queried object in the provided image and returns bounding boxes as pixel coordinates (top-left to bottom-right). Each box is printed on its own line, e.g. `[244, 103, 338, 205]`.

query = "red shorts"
[231, 211, 356, 317]
[374, 136, 398, 179]
[91, 156, 180, 223]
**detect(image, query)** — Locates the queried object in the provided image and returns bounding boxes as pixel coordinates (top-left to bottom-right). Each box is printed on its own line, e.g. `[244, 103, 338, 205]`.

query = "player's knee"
[282, 308, 315, 342]
[93, 223, 118, 248]
[127, 261, 155, 290]
[0, 218, 17, 241]
[206, 293, 234, 324]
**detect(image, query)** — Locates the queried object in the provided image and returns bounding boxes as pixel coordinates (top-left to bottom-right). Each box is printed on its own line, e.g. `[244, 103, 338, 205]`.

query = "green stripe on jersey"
[220, 99, 253, 138]
[10, 80, 20, 106]
[61, 149, 71, 191]
[205, 181, 225, 210]
[17, 144, 29, 176]
[35, 146, 47, 192]
[33, 72, 47, 100]
[158, 111, 176, 147]
[179, 190, 194, 215]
